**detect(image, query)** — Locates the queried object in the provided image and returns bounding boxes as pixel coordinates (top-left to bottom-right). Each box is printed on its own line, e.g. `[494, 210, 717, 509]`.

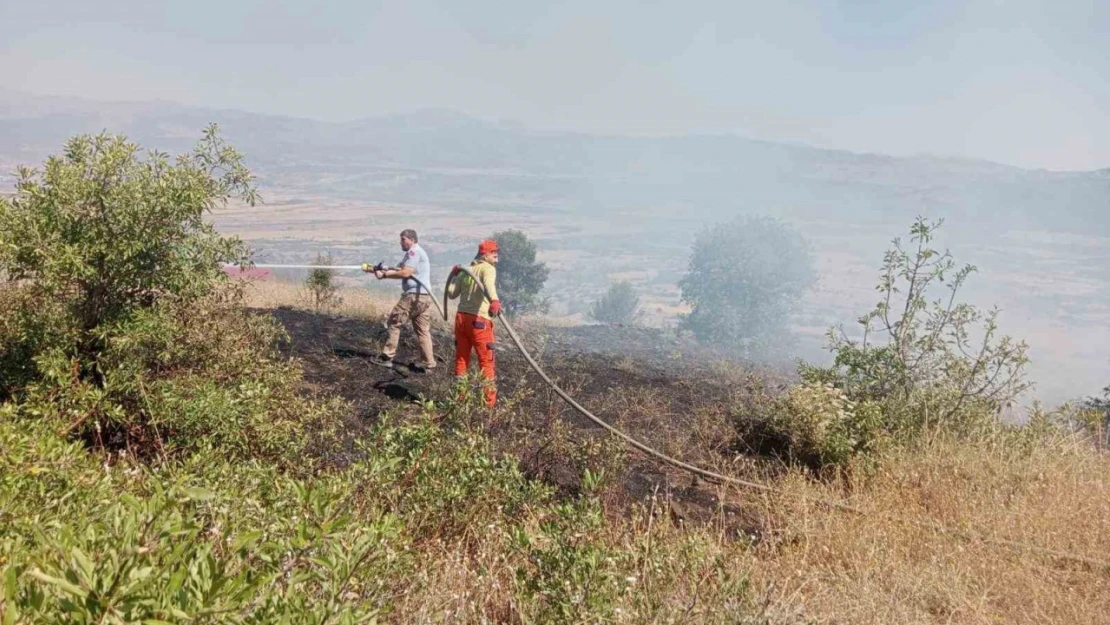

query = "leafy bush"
[805, 217, 1031, 435]
[678, 215, 815, 356]
[0, 411, 408, 623]
[490, 229, 550, 318]
[0, 390, 568, 620]
[737, 379, 883, 466]
[0, 126, 254, 393]
[0, 128, 345, 465]
[764, 382, 883, 468]
[512, 497, 623, 623]
[344, 413, 553, 539]
[1034, 390, 1110, 450]
[1084, 385, 1110, 412]
[589, 281, 642, 325]
[304, 252, 343, 312]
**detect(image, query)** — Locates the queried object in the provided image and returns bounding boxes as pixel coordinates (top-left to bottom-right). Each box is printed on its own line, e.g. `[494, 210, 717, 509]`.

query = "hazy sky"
[1, 0, 1108, 170]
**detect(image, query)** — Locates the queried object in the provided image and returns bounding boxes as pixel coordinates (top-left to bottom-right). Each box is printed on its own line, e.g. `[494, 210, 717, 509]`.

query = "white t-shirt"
[398, 243, 431, 294]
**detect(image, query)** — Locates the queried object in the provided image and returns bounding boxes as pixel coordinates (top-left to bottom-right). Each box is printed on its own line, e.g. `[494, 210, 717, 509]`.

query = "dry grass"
[248, 282, 1109, 623]
[737, 432, 1110, 624]
[386, 398, 1110, 622]
[383, 402, 1110, 623]
[242, 278, 416, 321]
[389, 434, 1110, 623]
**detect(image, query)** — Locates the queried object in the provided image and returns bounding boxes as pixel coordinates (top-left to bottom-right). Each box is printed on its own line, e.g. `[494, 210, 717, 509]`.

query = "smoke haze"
[1, 1, 1107, 405]
[2, 0, 1109, 169]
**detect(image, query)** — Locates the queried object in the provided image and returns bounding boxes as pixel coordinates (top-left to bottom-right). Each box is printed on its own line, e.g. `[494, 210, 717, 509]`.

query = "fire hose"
[446, 267, 1110, 571]
[246, 262, 1109, 571]
[250, 262, 767, 487]
[444, 266, 783, 491]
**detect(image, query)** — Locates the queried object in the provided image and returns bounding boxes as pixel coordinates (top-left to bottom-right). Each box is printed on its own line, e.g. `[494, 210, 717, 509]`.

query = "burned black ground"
[264, 306, 793, 533]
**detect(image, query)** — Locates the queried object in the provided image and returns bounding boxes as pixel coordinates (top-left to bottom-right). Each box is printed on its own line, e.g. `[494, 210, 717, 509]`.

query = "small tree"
[1082, 385, 1110, 443]
[490, 229, 550, 318]
[0, 125, 256, 396]
[589, 281, 641, 325]
[678, 215, 815, 356]
[304, 252, 342, 311]
[812, 217, 1031, 426]
[1085, 385, 1110, 414]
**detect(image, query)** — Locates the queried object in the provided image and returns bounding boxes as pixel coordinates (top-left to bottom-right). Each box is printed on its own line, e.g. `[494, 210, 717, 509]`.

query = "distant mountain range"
[1, 88, 1106, 234]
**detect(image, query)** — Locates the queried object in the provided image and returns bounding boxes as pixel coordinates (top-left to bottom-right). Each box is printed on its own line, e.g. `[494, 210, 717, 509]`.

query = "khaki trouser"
[381, 292, 436, 368]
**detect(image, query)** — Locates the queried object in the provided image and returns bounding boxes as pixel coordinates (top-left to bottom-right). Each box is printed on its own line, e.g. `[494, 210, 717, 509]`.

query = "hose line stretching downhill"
[442, 267, 1110, 573]
[244, 262, 1107, 572]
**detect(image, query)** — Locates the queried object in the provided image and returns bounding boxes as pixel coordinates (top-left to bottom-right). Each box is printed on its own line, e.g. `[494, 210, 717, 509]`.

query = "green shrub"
[344, 413, 553, 539]
[803, 217, 1031, 439]
[755, 382, 884, 468]
[1020, 399, 1108, 450]
[511, 479, 623, 623]
[0, 126, 254, 393]
[0, 413, 409, 623]
[1081, 385, 1109, 445]
[0, 128, 349, 464]
[305, 252, 343, 312]
[4, 286, 343, 467]
[589, 281, 642, 325]
[0, 399, 570, 623]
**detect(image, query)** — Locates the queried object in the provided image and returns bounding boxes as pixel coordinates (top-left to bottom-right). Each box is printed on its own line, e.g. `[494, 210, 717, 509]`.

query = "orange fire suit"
[453, 312, 497, 406]
[447, 260, 499, 406]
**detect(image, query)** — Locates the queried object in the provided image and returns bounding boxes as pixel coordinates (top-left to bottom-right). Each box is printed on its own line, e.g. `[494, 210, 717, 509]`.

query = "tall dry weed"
[739, 431, 1110, 624]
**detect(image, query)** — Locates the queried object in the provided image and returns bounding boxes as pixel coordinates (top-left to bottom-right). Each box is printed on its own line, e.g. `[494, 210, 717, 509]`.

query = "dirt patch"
[263, 306, 787, 534]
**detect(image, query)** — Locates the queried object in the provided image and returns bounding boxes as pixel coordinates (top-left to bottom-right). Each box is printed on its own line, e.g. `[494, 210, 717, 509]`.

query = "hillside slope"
[2, 89, 1107, 234]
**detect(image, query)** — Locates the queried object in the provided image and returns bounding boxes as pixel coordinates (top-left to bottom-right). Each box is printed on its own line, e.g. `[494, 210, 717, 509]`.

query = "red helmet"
[478, 239, 499, 256]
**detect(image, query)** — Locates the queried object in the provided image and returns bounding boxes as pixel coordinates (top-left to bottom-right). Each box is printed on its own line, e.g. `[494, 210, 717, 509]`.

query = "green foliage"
[1086, 385, 1110, 409]
[0, 400, 566, 623]
[589, 281, 642, 325]
[0, 413, 408, 623]
[806, 217, 1031, 435]
[1078, 386, 1110, 445]
[344, 413, 553, 539]
[762, 382, 884, 468]
[0, 128, 348, 465]
[1082, 385, 1109, 419]
[304, 253, 342, 312]
[0, 126, 255, 395]
[490, 229, 550, 318]
[1026, 400, 1107, 442]
[678, 215, 815, 356]
[512, 484, 623, 623]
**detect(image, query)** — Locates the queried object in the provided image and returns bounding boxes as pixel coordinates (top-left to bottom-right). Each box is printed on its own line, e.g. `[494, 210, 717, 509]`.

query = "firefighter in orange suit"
[446, 239, 502, 407]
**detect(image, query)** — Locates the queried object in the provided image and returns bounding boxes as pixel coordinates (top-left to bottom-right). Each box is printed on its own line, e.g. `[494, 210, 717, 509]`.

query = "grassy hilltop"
[1, 130, 1108, 623]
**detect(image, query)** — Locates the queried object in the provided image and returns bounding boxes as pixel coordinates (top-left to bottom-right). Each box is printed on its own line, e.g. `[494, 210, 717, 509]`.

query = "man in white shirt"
[364, 229, 436, 371]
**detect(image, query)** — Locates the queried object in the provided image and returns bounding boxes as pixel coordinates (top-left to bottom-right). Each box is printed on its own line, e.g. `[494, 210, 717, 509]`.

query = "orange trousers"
[454, 312, 497, 406]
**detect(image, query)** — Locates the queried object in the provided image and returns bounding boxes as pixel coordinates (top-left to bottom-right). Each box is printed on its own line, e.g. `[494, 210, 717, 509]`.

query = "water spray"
[236, 263, 447, 318]
[246, 263, 367, 271]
